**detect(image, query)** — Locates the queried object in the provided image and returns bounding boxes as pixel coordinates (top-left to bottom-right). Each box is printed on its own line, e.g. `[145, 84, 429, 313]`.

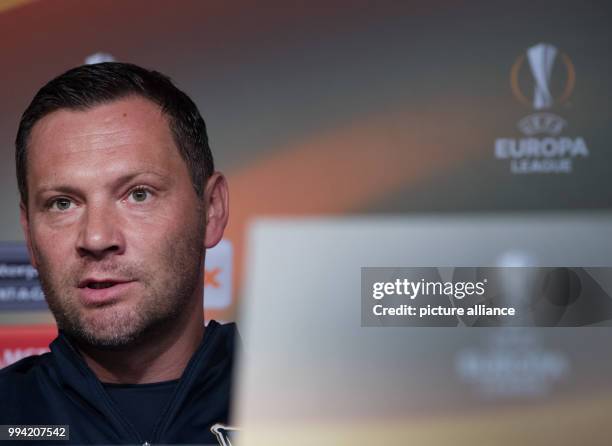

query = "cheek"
[135, 206, 204, 256]
[123, 215, 187, 260]
[132, 200, 203, 239]
[30, 224, 74, 263]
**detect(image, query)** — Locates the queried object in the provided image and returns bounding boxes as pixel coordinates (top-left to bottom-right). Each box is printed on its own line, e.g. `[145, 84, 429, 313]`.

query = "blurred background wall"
[0, 0, 610, 356]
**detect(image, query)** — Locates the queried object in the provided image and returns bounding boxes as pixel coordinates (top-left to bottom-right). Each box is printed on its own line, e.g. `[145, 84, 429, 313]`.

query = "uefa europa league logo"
[510, 42, 575, 110]
[496, 42, 589, 173]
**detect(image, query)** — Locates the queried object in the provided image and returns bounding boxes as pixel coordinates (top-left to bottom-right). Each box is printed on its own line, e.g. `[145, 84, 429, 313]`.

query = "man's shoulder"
[0, 352, 52, 384]
[0, 352, 53, 420]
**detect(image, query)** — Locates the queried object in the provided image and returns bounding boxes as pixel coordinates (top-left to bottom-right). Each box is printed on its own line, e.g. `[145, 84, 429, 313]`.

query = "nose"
[76, 202, 125, 260]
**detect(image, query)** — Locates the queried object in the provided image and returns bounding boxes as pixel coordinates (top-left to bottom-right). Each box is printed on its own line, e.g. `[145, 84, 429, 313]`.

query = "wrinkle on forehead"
[26, 97, 182, 190]
[29, 97, 170, 159]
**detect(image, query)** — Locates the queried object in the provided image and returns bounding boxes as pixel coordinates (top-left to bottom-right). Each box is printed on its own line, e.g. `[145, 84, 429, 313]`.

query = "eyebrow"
[34, 171, 169, 200]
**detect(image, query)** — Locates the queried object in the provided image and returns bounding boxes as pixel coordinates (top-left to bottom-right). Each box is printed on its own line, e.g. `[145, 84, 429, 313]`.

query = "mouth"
[77, 278, 136, 305]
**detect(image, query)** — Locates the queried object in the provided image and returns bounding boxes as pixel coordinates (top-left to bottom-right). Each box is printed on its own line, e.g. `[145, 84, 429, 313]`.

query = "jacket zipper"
[56, 322, 220, 444]
[150, 323, 220, 443]
[59, 339, 145, 444]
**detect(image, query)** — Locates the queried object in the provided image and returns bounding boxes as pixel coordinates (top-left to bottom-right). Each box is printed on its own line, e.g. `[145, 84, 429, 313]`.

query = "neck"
[76, 300, 205, 384]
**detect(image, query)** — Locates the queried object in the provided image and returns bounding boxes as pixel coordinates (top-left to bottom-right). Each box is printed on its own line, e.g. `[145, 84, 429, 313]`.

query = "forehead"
[27, 96, 184, 187]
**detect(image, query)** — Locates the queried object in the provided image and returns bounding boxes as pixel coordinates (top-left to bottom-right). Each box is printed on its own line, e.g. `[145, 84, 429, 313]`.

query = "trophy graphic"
[527, 43, 558, 110]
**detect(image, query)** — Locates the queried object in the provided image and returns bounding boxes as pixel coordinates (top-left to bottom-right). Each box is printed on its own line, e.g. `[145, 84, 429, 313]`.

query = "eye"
[49, 198, 73, 212]
[128, 187, 151, 203]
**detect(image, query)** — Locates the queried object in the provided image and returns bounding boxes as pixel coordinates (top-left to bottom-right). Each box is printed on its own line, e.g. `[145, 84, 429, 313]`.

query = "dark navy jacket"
[0, 321, 236, 445]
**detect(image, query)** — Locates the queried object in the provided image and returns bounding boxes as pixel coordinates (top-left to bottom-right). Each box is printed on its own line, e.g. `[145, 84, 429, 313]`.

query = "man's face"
[21, 96, 207, 349]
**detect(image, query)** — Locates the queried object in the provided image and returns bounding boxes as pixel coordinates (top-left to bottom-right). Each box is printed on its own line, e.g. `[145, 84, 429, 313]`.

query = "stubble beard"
[36, 217, 205, 351]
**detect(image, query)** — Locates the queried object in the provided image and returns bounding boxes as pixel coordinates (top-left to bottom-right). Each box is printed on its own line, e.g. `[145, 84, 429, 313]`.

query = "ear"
[19, 202, 39, 269]
[203, 172, 229, 249]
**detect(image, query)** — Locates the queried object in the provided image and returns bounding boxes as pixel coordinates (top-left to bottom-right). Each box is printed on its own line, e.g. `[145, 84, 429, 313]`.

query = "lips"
[77, 278, 136, 306]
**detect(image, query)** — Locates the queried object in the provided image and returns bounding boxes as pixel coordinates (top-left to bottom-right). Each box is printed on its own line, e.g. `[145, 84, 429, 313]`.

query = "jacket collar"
[48, 320, 234, 443]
